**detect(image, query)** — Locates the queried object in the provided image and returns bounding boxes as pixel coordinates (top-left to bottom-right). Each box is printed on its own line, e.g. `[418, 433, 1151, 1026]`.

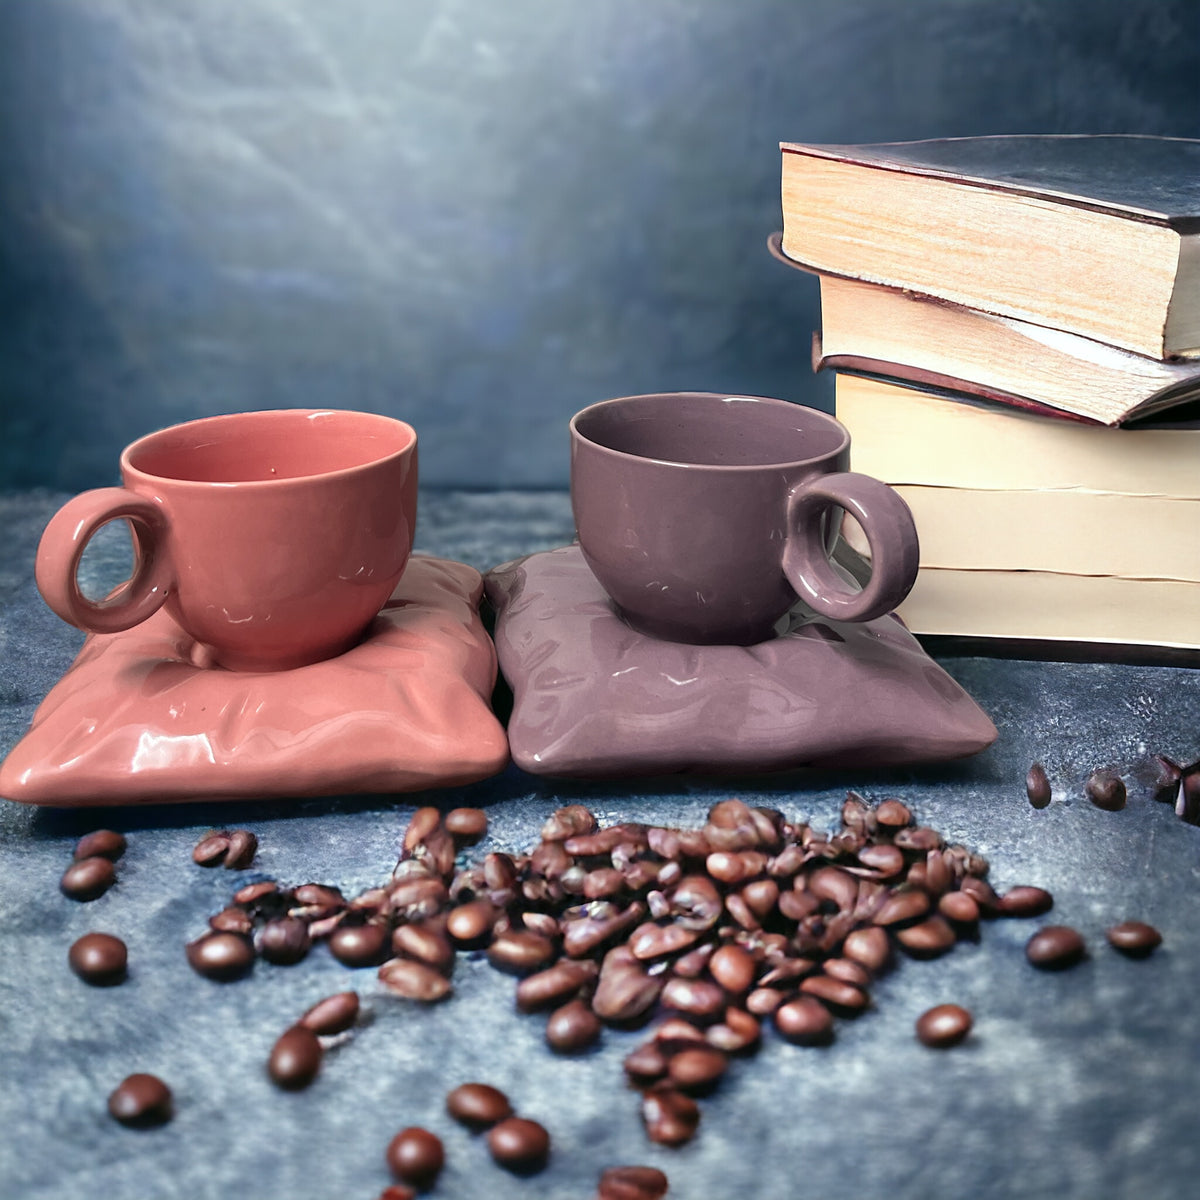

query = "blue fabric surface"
[2, 490, 1199, 1200]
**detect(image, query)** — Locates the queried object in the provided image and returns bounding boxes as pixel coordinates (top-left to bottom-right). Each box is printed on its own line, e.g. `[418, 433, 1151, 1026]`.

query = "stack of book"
[774, 134, 1200, 654]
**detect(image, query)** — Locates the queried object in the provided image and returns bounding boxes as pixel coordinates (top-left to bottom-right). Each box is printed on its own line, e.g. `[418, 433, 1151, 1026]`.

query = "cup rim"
[569, 391, 850, 472]
[120, 409, 417, 489]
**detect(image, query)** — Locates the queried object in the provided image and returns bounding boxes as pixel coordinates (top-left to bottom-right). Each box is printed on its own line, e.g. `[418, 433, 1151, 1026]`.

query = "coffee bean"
[487, 1116, 551, 1172]
[1106, 920, 1162, 958]
[653, 1018, 708, 1051]
[641, 1088, 699, 1147]
[623, 1041, 669, 1084]
[60, 856, 116, 902]
[1086, 769, 1126, 812]
[108, 1073, 172, 1127]
[597, 1164, 670, 1200]
[68, 932, 127, 985]
[488, 930, 557, 976]
[746, 987, 785, 1016]
[192, 831, 231, 867]
[593, 946, 662, 1023]
[895, 916, 956, 958]
[210, 906, 255, 935]
[874, 799, 912, 828]
[670, 941, 714, 978]
[822, 957, 872, 989]
[258, 917, 311, 965]
[799, 974, 869, 1013]
[542, 804, 598, 842]
[546, 998, 602, 1053]
[74, 829, 126, 861]
[233, 880, 279, 906]
[329, 922, 389, 967]
[660, 977, 726, 1022]
[706, 1006, 760, 1053]
[268, 1026, 322, 1090]
[377, 1186, 416, 1200]
[387, 1127, 445, 1188]
[446, 898, 496, 947]
[959, 875, 1001, 915]
[999, 886, 1054, 918]
[378, 957, 452, 1002]
[856, 844, 905, 877]
[185, 932, 255, 981]
[915, 1003, 973, 1048]
[1026, 925, 1086, 970]
[774, 996, 834, 1045]
[667, 1045, 728, 1091]
[445, 807, 488, 843]
[808, 866, 858, 911]
[629, 922, 701, 962]
[293, 883, 346, 912]
[708, 944, 755, 994]
[1026, 762, 1052, 808]
[937, 891, 980, 925]
[391, 923, 455, 974]
[842, 926, 891, 973]
[446, 1081, 513, 1129]
[872, 889, 930, 927]
[516, 959, 597, 1012]
[299, 991, 360, 1035]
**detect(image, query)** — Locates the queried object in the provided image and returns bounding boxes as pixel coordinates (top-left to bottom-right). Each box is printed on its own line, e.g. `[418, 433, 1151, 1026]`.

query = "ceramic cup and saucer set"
[1, 396, 995, 805]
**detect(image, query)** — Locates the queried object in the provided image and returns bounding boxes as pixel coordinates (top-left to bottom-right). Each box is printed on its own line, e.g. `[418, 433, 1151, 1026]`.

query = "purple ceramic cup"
[569, 392, 920, 645]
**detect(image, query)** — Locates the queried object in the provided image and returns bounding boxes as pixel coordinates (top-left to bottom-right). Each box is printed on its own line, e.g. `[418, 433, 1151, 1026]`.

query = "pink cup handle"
[35, 487, 174, 635]
[782, 471, 920, 623]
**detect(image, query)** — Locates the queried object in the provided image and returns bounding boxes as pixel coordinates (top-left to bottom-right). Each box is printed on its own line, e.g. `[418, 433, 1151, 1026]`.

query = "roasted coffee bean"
[584, 867, 627, 900]
[299, 991, 360, 1036]
[68, 932, 127, 985]
[893, 826, 944, 852]
[660, 977, 726, 1022]
[388, 874, 448, 917]
[999, 886, 1054, 918]
[488, 930, 557, 976]
[959, 875, 1001, 915]
[223, 829, 258, 869]
[387, 1126, 445, 1188]
[377, 1187, 416, 1200]
[723, 891, 759, 931]
[60, 856, 116, 902]
[566, 826, 640, 857]
[391, 923, 455, 974]
[446, 1081, 513, 1129]
[74, 829, 126, 862]
[330, 922, 389, 967]
[938, 891, 980, 925]
[915, 1003, 973, 1048]
[446, 898, 497, 947]
[293, 883, 346, 914]
[706, 1006, 761, 1053]
[821, 958, 872, 989]
[445, 807, 488, 843]
[402, 806, 443, 852]
[268, 1026, 322, 1090]
[874, 799, 912, 828]
[546, 998, 602, 1053]
[774, 996, 834, 1045]
[708, 944, 756, 994]
[808, 867, 859, 912]
[543, 804, 598, 842]
[667, 1045, 728, 1091]
[1177, 772, 1200, 825]
[923, 850, 953, 897]
[210, 906, 254, 935]
[623, 1040, 669, 1083]
[800, 974, 869, 1013]
[895, 916, 956, 958]
[747, 987, 785, 1017]
[671, 941, 715, 978]
[192, 831, 231, 866]
[488, 1116, 551, 1172]
[378, 957, 453, 1002]
[757, 957, 816, 988]
[563, 901, 645, 958]
[629, 922, 700, 962]
[872, 889, 930, 927]
[258, 917, 311, 966]
[1026, 925, 1086, 970]
[856, 844, 905, 878]
[741, 878, 780, 920]
[597, 1164, 670, 1200]
[516, 959, 597, 1012]
[1106, 920, 1162, 958]
[1026, 762, 1052, 808]
[641, 1088, 700, 1147]
[593, 947, 662, 1023]
[1086, 769, 1126, 812]
[108, 1073, 172, 1127]
[186, 932, 254, 981]
[778, 889, 820, 922]
[233, 880, 279, 907]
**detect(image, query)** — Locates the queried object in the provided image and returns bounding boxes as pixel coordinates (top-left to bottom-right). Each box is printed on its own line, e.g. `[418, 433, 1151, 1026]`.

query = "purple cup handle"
[782, 471, 920, 623]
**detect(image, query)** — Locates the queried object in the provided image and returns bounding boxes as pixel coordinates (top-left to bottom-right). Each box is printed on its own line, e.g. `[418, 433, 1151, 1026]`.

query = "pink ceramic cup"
[35, 409, 418, 672]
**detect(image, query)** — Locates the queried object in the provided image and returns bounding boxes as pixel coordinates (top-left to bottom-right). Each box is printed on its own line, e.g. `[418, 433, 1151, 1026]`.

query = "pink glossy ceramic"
[0, 555, 508, 805]
[35, 409, 417, 672]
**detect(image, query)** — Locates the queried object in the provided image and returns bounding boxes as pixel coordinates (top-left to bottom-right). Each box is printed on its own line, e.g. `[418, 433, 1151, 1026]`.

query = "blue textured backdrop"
[1, 0, 1199, 490]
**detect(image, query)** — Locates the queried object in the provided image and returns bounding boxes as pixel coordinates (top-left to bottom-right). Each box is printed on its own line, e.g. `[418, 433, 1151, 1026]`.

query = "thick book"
[779, 135, 1200, 359]
[835, 374, 1200, 497]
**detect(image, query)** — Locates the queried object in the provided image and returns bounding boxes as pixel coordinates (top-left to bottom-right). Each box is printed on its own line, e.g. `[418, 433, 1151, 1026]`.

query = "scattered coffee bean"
[268, 1025, 323, 1090]
[387, 1127, 445, 1188]
[708, 944, 756, 995]
[895, 916, 956, 958]
[445, 807, 488, 843]
[299, 991, 360, 1035]
[774, 996, 834, 1045]
[746, 987, 785, 1017]
[192, 831, 231, 867]
[842, 926, 890, 973]
[1086, 769, 1126, 812]
[233, 880, 279, 906]
[74, 829, 126, 861]
[872, 890, 930, 927]
[641, 1088, 700, 1147]
[487, 929, 557, 976]
[224, 829, 258, 870]
[391, 923, 455, 974]
[258, 917, 311, 965]
[1026, 762, 1052, 809]
[378, 957, 452, 1002]
[377, 1186, 416, 1200]
[667, 1045, 728, 1091]
[108, 1073, 172, 1127]
[1177, 771, 1200, 825]
[60, 856, 116, 902]
[487, 1116, 551, 1172]
[446, 1081, 513, 1129]
[660, 977, 725, 1022]
[999, 886, 1054, 918]
[329, 922, 388, 967]
[874, 799, 912, 828]
[1106, 921, 1162, 958]
[68, 932, 127, 985]
[597, 1164, 670, 1200]
[210, 906, 255, 935]
[185, 932, 255, 981]
[915, 1003, 973, 1048]
[446, 898, 496, 947]
[799, 973, 869, 1013]
[1026, 925, 1086, 970]
[516, 960, 597, 1013]
[938, 891, 980, 925]
[546, 998, 602, 1053]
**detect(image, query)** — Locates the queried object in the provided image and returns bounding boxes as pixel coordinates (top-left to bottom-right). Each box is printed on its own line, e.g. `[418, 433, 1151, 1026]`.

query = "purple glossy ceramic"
[570, 392, 919, 645]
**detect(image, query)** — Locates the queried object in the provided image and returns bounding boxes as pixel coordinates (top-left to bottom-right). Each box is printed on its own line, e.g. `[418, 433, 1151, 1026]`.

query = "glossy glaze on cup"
[570, 392, 919, 645]
[35, 409, 417, 671]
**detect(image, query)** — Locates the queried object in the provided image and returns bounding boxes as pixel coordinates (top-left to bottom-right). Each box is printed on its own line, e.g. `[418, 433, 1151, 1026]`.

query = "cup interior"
[572, 393, 847, 468]
[125, 410, 415, 484]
